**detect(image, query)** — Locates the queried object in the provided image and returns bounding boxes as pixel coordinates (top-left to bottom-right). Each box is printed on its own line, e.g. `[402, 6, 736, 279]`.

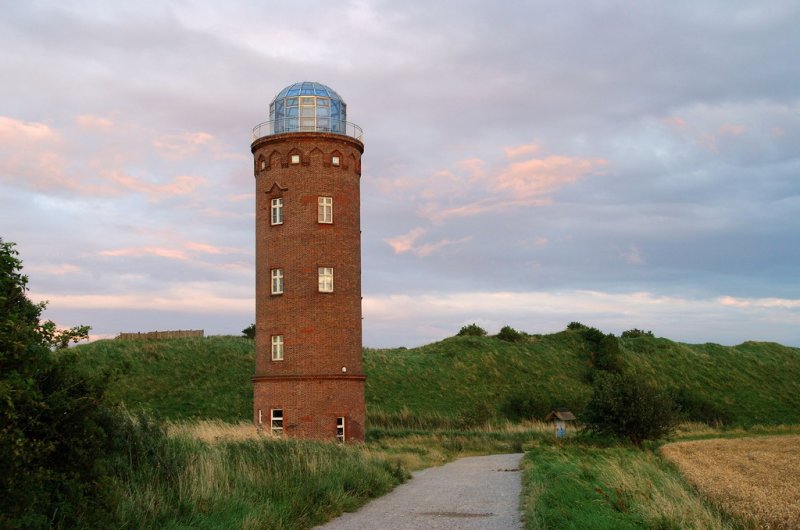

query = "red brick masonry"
[251, 132, 365, 442]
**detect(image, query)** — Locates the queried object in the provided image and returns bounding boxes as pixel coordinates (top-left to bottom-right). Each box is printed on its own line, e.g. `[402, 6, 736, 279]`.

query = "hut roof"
[545, 408, 576, 422]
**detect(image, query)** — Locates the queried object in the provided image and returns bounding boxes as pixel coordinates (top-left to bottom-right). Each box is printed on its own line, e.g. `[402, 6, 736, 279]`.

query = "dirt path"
[314, 453, 524, 530]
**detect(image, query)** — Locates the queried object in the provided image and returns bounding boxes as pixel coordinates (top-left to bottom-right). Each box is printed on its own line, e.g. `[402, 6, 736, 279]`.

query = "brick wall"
[251, 132, 365, 441]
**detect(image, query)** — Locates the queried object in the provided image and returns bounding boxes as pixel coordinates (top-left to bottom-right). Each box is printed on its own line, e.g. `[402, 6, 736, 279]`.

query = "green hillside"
[72, 330, 800, 426]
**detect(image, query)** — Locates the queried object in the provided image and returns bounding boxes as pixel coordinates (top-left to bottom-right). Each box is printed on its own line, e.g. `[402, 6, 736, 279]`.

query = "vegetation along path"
[315, 453, 524, 530]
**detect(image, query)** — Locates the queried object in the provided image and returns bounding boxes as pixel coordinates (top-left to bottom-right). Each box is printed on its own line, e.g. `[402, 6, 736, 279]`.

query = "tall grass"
[521, 443, 739, 529]
[108, 413, 407, 529]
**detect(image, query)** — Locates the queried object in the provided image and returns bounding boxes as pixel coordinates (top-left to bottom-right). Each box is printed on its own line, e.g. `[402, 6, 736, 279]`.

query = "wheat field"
[661, 435, 800, 529]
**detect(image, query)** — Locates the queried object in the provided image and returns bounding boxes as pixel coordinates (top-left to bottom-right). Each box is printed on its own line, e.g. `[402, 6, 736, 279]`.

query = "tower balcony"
[252, 119, 364, 142]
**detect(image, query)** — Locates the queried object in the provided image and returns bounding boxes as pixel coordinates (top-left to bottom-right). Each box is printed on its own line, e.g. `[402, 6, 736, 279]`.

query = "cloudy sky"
[2, 0, 799, 347]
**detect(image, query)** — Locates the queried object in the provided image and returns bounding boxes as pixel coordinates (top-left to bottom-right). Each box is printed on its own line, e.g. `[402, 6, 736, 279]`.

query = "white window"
[271, 335, 284, 361]
[318, 196, 333, 224]
[318, 267, 334, 292]
[258, 409, 263, 425]
[271, 269, 284, 294]
[331, 156, 340, 167]
[271, 409, 283, 435]
[291, 154, 300, 164]
[260, 159, 266, 170]
[336, 417, 345, 443]
[271, 198, 284, 225]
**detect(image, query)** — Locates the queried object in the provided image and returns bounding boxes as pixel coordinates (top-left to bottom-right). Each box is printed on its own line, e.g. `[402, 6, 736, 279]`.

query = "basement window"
[271, 198, 284, 225]
[271, 335, 284, 361]
[318, 267, 333, 293]
[271, 409, 283, 435]
[271, 269, 284, 294]
[336, 417, 345, 443]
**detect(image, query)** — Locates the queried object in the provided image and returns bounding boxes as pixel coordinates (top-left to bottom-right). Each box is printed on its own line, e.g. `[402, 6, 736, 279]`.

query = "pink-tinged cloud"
[718, 124, 745, 136]
[384, 227, 471, 257]
[75, 115, 114, 131]
[494, 156, 607, 199]
[457, 157, 486, 178]
[385, 227, 426, 254]
[106, 170, 206, 199]
[418, 149, 608, 222]
[28, 263, 82, 276]
[100, 247, 189, 260]
[503, 142, 540, 158]
[372, 175, 418, 195]
[663, 116, 687, 129]
[416, 236, 472, 257]
[153, 131, 215, 159]
[717, 296, 800, 309]
[0, 116, 60, 142]
[184, 241, 225, 254]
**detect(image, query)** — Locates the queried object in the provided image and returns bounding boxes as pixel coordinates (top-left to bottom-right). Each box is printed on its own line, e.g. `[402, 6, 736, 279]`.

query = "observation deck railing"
[252, 119, 363, 142]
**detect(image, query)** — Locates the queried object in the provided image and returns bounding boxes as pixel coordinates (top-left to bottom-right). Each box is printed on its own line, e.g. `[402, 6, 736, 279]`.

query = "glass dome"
[269, 81, 347, 135]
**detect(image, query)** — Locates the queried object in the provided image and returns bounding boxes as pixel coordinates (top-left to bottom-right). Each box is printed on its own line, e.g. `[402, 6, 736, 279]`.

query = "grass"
[72, 331, 800, 428]
[521, 442, 737, 530]
[109, 414, 408, 530]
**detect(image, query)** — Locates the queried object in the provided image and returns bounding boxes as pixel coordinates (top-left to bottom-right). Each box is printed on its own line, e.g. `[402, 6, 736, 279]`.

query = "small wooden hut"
[545, 408, 576, 438]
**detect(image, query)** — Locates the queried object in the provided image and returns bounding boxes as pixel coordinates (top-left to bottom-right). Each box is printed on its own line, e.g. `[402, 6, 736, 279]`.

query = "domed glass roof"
[269, 81, 347, 135]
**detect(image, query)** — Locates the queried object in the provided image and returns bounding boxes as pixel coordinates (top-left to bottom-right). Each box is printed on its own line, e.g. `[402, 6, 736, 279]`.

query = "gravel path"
[314, 453, 524, 530]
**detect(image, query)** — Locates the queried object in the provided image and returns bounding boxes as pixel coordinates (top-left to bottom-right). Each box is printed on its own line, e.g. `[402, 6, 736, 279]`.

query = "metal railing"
[252, 119, 363, 142]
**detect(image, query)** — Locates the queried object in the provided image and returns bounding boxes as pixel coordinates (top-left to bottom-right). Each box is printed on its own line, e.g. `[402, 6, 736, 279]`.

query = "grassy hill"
[72, 330, 800, 426]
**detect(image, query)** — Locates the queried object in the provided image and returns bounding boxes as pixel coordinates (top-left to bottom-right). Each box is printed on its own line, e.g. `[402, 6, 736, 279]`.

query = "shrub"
[675, 389, 733, 426]
[457, 323, 487, 337]
[242, 323, 255, 339]
[497, 325, 524, 342]
[581, 327, 624, 374]
[0, 239, 115, 528]
[621, 328, 654, 339]
[458, 403, 494, 428]
[501, 392, 551, 421]
[583, 372, 677, 446]
[567, 321, 588, 330]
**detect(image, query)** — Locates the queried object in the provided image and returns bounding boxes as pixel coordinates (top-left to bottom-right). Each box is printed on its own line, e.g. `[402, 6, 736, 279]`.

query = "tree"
[582, 371, 677, 446]
[242, 323, 256, 339]
[457, 323, 487, 337]
[496, 325, 524, 342]
[0, 238, 113, 528]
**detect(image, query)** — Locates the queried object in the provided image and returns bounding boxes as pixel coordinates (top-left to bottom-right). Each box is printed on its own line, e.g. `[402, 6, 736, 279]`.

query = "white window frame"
[290, 154, 300, 164]
[271, 269, 284, 294]
[271, 409, 283, 435]
[336, 416, 345, 443]
[271, 335, 284, 361]
[318, 267, 334, 293]
[318, 196, 333, 224]
[331, 156, 340, 167]
[271, 198, 284, 225]
[260, 159, 266, 170]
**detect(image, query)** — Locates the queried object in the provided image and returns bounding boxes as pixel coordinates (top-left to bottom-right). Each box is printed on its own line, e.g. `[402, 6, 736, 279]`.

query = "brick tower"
[251, 82, 365, 442]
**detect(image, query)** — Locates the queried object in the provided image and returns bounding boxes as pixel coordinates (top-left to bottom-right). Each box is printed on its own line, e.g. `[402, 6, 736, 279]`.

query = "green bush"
[457, 323, 487, 336]
[675, 389, 733, 426]
[242, 323, 255, 339]
[501, 392, 551, 421]
[458, 403, 494, 428]
[566, 321, 588, 330]
[497, 325, 523, 342]
[581, 327, 623, 374]
[582, 372, 677, 446]
[621, 328, 654, 339]
[0, 239, 115, 528]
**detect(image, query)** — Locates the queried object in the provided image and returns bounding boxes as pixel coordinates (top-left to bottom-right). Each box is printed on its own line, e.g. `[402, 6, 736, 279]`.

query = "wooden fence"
[117, 329, 204, 340]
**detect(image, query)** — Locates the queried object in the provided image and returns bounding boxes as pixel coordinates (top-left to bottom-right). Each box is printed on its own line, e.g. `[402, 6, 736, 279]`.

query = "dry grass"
[661, 435, 800, 529]
[167, 419, 269, 443]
